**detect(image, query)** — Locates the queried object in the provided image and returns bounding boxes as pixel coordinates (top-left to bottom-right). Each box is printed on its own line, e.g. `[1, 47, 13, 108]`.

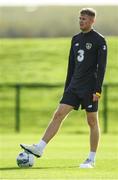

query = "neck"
[82, 28, 93, 33]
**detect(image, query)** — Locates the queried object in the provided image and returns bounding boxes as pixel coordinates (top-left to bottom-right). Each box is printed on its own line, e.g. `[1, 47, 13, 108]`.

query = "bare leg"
[42, 104, 73, 143]
[86, 112, 100, 152]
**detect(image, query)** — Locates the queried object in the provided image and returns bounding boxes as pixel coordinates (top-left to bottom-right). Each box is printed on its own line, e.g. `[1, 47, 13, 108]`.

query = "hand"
[93, 93, 100, 102]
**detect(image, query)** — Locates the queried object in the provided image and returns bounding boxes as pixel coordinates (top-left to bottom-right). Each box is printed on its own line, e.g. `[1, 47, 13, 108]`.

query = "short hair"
[80, 8, 96, 17]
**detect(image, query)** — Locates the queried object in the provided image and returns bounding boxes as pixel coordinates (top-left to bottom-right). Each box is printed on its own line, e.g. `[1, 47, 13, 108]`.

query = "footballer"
[20, 8, 107, 168]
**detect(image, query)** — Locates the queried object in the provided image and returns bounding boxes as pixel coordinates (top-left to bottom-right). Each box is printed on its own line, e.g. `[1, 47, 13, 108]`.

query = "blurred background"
[0, 6, 118, 37]
[0, 0, 118, 134]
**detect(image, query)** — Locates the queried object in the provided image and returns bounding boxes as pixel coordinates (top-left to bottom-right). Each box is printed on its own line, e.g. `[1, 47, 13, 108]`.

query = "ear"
[90, 17, 95, 24]
[93, 17, 96, 23]
[93, 16, 96, 23]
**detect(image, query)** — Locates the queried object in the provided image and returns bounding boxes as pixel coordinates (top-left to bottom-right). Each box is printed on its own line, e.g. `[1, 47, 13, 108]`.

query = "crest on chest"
[86, 43, 92, 50]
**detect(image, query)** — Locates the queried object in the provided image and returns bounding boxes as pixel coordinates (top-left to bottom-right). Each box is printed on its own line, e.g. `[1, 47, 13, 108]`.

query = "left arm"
[93, 37, 107, 101]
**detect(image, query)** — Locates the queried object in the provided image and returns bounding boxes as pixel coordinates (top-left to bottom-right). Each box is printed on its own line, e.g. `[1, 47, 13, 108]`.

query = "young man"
[20, 8, 107, 168]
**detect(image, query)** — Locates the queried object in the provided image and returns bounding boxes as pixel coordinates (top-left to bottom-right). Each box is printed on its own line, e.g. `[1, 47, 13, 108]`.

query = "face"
[79, 14, 94, 32]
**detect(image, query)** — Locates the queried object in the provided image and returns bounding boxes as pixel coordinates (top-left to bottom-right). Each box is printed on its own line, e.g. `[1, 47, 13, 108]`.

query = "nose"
[79, 20, 83, 25]
[79, 18, 83, 23]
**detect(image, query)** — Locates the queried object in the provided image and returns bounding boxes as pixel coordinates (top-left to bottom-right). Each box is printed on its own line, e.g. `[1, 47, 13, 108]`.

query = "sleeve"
[64, 37, 75, 91]
[95, 37, 107, 94]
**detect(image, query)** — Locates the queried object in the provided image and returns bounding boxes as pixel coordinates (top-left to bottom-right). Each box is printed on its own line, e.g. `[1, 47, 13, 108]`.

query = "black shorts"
[60, 91, 98, 112]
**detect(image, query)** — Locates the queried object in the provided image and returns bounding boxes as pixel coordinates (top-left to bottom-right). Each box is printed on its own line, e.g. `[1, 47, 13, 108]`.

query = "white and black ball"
[16, 151, 34, 168]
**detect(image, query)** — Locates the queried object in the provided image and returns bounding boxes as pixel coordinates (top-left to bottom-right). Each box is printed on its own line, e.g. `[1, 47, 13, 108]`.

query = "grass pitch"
[0, 133, 118, 180]
[0, 37, 118, 179]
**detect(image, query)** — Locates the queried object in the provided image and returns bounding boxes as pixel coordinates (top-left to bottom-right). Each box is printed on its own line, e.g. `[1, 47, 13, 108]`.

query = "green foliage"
[0, 133, 118, 179]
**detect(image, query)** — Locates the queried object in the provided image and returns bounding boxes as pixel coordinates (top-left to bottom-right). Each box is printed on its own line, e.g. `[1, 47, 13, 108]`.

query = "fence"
[0, 83, 118, 133]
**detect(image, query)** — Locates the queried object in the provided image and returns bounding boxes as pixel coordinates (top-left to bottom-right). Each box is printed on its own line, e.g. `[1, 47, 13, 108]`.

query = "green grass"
[0, 37, 118, 134]
[0, 37, 118, 84]
[0, 38, 69, 84]
[0, 38, 118, 179]
[0, 133, 118, 180]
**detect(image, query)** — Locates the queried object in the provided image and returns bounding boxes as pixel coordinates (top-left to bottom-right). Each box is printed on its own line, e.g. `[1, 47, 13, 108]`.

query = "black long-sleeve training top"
[64, 29, 107, 97]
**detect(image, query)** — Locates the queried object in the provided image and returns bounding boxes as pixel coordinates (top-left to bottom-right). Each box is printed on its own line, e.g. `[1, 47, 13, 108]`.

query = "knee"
[87, 115, 98, 128]
[53, 109, 65, 121]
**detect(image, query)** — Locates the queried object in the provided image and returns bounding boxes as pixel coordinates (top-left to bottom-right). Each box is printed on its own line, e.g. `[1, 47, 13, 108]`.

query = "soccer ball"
[16, 151, 34, 168]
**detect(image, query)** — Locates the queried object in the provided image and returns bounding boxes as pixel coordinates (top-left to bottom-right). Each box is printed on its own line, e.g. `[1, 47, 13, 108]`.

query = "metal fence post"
[15, 85, 20, 132]
[103, 84, 108, 133]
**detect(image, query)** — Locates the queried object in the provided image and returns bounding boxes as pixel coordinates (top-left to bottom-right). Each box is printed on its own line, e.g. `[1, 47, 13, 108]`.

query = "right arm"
[64, 37, 75, 91]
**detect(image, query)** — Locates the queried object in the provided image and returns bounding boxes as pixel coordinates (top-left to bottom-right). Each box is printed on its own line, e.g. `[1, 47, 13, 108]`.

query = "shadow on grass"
[0, 165, 79, 171]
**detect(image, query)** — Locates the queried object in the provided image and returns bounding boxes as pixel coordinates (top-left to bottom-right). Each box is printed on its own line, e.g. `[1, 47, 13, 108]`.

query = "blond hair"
[80, 8, 96, 17]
